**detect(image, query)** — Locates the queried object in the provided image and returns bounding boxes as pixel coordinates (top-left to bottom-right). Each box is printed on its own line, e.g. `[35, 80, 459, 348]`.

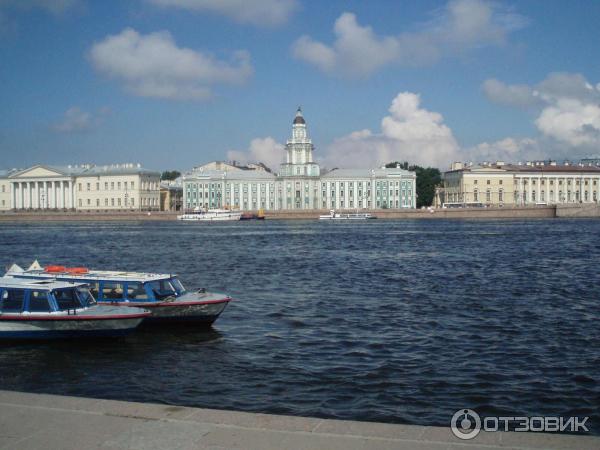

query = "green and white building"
[183, 108, 417, 211]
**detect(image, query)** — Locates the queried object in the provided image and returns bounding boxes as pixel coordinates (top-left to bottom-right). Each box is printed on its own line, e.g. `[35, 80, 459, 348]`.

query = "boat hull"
[0, 316, 145, 339]
[98, 299, 230, 325]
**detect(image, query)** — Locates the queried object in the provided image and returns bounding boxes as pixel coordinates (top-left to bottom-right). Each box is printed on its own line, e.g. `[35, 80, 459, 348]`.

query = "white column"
[62, 181, 66, 209]
[9, 183, 14, 209]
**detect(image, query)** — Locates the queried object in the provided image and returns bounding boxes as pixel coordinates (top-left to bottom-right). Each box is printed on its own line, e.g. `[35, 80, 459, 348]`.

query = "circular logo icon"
[451, 409, 481, 440]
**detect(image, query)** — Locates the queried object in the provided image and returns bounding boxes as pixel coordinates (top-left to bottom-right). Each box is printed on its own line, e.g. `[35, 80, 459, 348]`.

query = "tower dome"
[293, 107, 305, 125]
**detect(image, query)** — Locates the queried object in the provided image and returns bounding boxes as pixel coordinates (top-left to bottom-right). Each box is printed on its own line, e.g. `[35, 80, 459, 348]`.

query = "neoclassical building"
[0, 164, 160, 211]
[183, 108, 417, 211]
[436, 161, 600, 207]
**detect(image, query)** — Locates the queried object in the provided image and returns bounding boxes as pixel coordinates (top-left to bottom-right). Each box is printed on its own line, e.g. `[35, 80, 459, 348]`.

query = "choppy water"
[0, 219, 599, 432]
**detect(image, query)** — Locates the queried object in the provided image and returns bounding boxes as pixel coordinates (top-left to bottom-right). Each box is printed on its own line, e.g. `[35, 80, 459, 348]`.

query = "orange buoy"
[45, 265, 66, 273]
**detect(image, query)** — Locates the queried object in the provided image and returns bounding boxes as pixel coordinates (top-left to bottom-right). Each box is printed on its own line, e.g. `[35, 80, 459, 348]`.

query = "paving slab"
[0, 390, 598, 450]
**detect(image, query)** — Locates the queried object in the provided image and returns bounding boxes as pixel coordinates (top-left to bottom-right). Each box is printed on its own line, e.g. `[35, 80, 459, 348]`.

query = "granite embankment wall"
[0, 205, 600, 221]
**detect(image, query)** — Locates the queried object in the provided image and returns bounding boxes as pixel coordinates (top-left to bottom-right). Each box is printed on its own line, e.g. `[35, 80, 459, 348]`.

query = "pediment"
[10, 165, 67, 178]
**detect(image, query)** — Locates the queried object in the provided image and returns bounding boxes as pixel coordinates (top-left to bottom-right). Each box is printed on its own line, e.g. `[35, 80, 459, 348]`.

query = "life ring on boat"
[66, 267, 89, 274]
[45, 265, 66, 273]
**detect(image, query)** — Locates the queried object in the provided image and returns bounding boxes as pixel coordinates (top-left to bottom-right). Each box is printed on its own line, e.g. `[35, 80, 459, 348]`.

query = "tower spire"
[293, 106, 305, 124]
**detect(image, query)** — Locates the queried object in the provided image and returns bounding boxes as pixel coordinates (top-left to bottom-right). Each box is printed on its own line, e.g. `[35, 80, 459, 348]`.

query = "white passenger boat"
[0, 277, 149, 339]
[177, 208, 242, 221]
[6, 262, 231, 326]
[319, 209, 376, 220]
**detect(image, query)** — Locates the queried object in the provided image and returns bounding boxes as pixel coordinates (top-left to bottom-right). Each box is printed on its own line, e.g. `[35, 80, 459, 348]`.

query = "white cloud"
[89, 28, 253, 101]
[324, 92, 460, 168]
[482, 79, 538, 108]
[535, 99, 600, 147]
[227, 137, 284, 171]
[292, 0, 527, 77]
[483, 72, 600, 148]
[147, 0, 297, 27]
[52, 106, 108, 133]
[462, 137, 543, 163]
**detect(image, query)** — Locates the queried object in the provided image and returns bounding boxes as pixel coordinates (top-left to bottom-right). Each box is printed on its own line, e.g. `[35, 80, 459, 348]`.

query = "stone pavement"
[0, 390, 598, 450]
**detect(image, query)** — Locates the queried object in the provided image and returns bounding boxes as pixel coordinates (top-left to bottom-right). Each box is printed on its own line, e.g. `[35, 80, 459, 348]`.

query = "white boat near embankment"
[177, 208, 242, 221]
[0, 277, 149, 339]
[319, 210, 376, 220]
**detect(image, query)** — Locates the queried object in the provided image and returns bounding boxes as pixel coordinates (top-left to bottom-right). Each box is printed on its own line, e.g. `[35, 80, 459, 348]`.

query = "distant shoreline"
[0, 204, 598, 222]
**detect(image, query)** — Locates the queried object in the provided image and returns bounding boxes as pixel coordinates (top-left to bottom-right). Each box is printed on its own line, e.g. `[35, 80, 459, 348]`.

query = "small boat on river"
[319, 209, 376, 220]
[0, 277, 149, 339]
[177, 208, 242, 221]
[6, 262, 232, 326]
[240, 209, 266, 221]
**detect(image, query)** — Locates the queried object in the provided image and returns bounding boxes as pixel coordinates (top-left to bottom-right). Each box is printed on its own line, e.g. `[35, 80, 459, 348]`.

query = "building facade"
[182, 108, 416, 211]
[160, 181, 183, 211]
[436, 161, 600, 207]
[0, 164, 160, 211]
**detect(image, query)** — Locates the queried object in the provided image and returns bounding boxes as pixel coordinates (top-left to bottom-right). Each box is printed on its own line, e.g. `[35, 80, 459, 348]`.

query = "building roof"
[185, 169, 276, 181]
[447, 162, 600, 174]
[0, 276, 87, 291]
[322, 167, 415, 179]
[8, 164, 159, 178]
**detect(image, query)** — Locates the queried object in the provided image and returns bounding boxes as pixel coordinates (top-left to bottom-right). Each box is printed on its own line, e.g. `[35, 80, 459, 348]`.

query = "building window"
[111, 182, 115, 190]
[78, 183, 82, 191]
[96, 182, 99, 190]
[486, 189, 491, 202]
[78, 199, 82, 207]
[111, 198, 115, 206]
[87, 199, 91, 206]
[487, 180, 490, 185]
[474, 180, 478, 185]
[499, 189, 503, 202]
[474, 189, 478, 202]
[499, 180, 503, 185]
[96, 199, 100, 206]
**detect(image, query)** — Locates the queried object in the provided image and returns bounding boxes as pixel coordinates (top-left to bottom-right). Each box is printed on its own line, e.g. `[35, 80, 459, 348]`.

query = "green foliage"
[161, 170, 181, 181]
[385, 161, 441, 208]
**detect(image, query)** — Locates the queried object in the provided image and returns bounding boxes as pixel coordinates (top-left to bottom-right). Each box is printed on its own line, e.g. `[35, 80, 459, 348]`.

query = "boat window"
[101, 282, 124, 300]
[170, 277, 186, 294]
[147, 279, 177, 300]
[76, 287, 96, 306]
[1, 289, 25, 312]
[29, 291, 51, 312]
[89, 282, 100, 298]
[53, 289, 83, 310]
[126, 282, 149, 300]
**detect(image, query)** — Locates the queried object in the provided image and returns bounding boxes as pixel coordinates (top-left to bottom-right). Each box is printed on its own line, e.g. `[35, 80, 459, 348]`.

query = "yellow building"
[436, 161, 600, 207]
[2, 164, 160, 211]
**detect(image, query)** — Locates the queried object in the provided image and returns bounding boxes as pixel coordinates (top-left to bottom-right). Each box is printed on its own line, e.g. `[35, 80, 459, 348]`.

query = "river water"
[0, 219, 598, 432]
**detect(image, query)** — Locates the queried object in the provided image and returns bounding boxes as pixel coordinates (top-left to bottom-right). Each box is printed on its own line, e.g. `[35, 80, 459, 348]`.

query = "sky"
[0, 0, 599, 172]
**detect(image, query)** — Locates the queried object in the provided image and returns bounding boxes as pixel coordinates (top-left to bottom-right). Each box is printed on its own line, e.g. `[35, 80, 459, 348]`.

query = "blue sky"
[1, 0, 599, 171]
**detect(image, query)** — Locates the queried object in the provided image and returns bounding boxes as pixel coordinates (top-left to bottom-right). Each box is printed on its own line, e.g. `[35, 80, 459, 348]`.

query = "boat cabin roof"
[8, 267, 173, 283]
[0, 276, 87, 291]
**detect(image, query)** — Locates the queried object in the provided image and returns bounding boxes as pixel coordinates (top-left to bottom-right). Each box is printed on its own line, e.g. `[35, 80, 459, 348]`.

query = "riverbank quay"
[0, 391, 598, 450]
[0, 204, 599, 222]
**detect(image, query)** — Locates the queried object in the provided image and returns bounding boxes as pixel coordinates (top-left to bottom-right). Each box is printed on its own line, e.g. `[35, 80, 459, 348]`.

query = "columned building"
[436, 161, 600, 207]
[0, 164, 160, 211]
[183, 108, 417, 211]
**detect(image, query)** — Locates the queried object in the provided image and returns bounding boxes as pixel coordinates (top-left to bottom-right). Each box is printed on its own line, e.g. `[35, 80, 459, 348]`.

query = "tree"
[386, 161, 441, 208]
[161, 170, 181, 181]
